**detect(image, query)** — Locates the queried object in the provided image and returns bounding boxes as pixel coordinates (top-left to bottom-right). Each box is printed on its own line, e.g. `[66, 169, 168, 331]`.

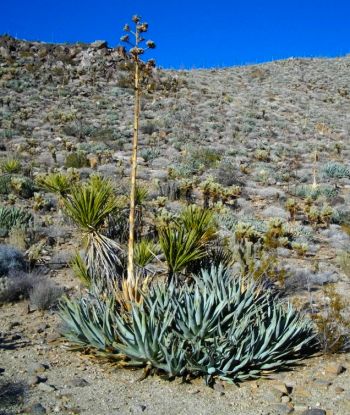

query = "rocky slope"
[0, 35, 350, 414]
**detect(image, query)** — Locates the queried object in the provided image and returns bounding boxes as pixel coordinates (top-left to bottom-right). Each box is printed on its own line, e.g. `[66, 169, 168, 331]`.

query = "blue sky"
[1, 1, 350, 68]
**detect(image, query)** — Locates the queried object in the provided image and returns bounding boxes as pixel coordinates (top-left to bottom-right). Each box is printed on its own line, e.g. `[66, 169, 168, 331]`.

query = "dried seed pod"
[130, 47, 144, 56]
[146, 40, 156, 49]
[138, 23, 149, 32]
[120, 35, 130, 43]
[123, 24, 130, 32]
[132, 15, 141, 23]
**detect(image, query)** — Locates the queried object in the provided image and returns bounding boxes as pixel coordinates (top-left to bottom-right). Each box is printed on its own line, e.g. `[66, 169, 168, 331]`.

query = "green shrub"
[0, 206, 33, 236]
[322, 162, 350, 179]
[293, 184, 337, 200]
[60, 265, 316, 384]
[0, 175, 12, 195]
[140, 148, 160, 163]
[10, 176, 36, 199]
[0, 245, 26, 276]
[64, 151, 89, 168]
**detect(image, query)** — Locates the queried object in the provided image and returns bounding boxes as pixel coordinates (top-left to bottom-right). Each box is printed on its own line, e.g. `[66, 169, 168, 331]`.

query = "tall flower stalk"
[120, 15, 156, 285]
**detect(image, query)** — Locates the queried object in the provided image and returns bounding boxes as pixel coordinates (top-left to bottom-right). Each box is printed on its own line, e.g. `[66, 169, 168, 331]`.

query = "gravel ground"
[1, 302, 350, 415]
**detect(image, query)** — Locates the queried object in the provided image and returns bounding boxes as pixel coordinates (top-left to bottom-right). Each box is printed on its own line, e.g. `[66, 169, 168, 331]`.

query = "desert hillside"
[1, 35, 350, 415]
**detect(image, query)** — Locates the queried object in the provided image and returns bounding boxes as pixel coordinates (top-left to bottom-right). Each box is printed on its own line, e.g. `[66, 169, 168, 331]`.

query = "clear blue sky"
[1, 1, 350, 68]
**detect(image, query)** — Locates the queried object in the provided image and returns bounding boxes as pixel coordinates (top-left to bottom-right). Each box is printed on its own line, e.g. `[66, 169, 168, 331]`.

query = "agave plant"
[322, 162, 350, 179]
[63, 175, 123, 287]
[60, 265, 317, 383]
[0, 206, 33, 233]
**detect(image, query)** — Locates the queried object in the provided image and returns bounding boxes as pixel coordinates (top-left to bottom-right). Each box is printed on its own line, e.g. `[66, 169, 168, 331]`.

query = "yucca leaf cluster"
[158, 205, 217, 280]
[63, 175, 123, 286]
[60, 265, 316, 384]
[36, 172, 76, 196]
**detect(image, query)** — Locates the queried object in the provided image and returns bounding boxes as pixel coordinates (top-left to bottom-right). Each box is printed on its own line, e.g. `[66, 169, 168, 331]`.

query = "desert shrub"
[64, 151, 89, 168]
[62, 121, 96, 139]
[215, 158, 243, 187]
[322, 162, 350, 179]
[293, 184, 337, 200]
[157, 179, 180, 201]
[0, 378, 27, 413]
[0, 206, 33, 236]
[140, 148, 160, 163]
[29, 278, 63, 310]
[171, 146, 222, 177]
[313, 284, 350, 353]
[254, 149, 270, 161]
[337, 251, 350, 277]
[0, 270, 34, 303]
[78, 142, 109, 153]
[10, 176, 36, 198]
[0, 175, 12, 195]
[60, 265, 316, 384]
[0, 129, 15, 139]
[0, 245, 26, 276]
[140, 121, 158, 135]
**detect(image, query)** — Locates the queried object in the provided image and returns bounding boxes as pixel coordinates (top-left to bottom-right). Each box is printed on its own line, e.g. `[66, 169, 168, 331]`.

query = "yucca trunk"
[127, 55, 140, 285]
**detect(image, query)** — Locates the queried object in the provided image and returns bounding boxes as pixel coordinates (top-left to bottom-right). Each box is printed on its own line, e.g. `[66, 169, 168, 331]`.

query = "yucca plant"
[63, 175, 123, 287]
[158, 206, 217, 283]
[70, 253, 91, 288]
[60, 265, 317, 383]
[1, 158, 21, 174]
[134, 239, 158, 268]
[36, 172, 76, 197]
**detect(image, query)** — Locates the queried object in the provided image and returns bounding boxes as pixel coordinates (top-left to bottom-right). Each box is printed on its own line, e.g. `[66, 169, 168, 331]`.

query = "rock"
[294, 404, 308, 412]
[8, 321, 21, 330]
[324, 363, 346, 376]
[28, 403, 47, 414]
[29, 375, 41, 385]
[46, 333, 61, 343]
[213, 382, 225, 395]
[37, 382, 56, 392]
[268, 403, 294, 414]
[29, 363, 48, 374]
[271, 381, 290, 395]
[312, 378, 332, 387]
[91, 40, 108, 49]
[264, 388, 285, 402]
[281, 395, 291, 403]
[37, 323, 49, 333]
[70, 377, 90, 387]
[292, 385, 311, 398]
[334, 386, 344, 393]
[301, 410, 326, 415]
[132, 404, 147, 412]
